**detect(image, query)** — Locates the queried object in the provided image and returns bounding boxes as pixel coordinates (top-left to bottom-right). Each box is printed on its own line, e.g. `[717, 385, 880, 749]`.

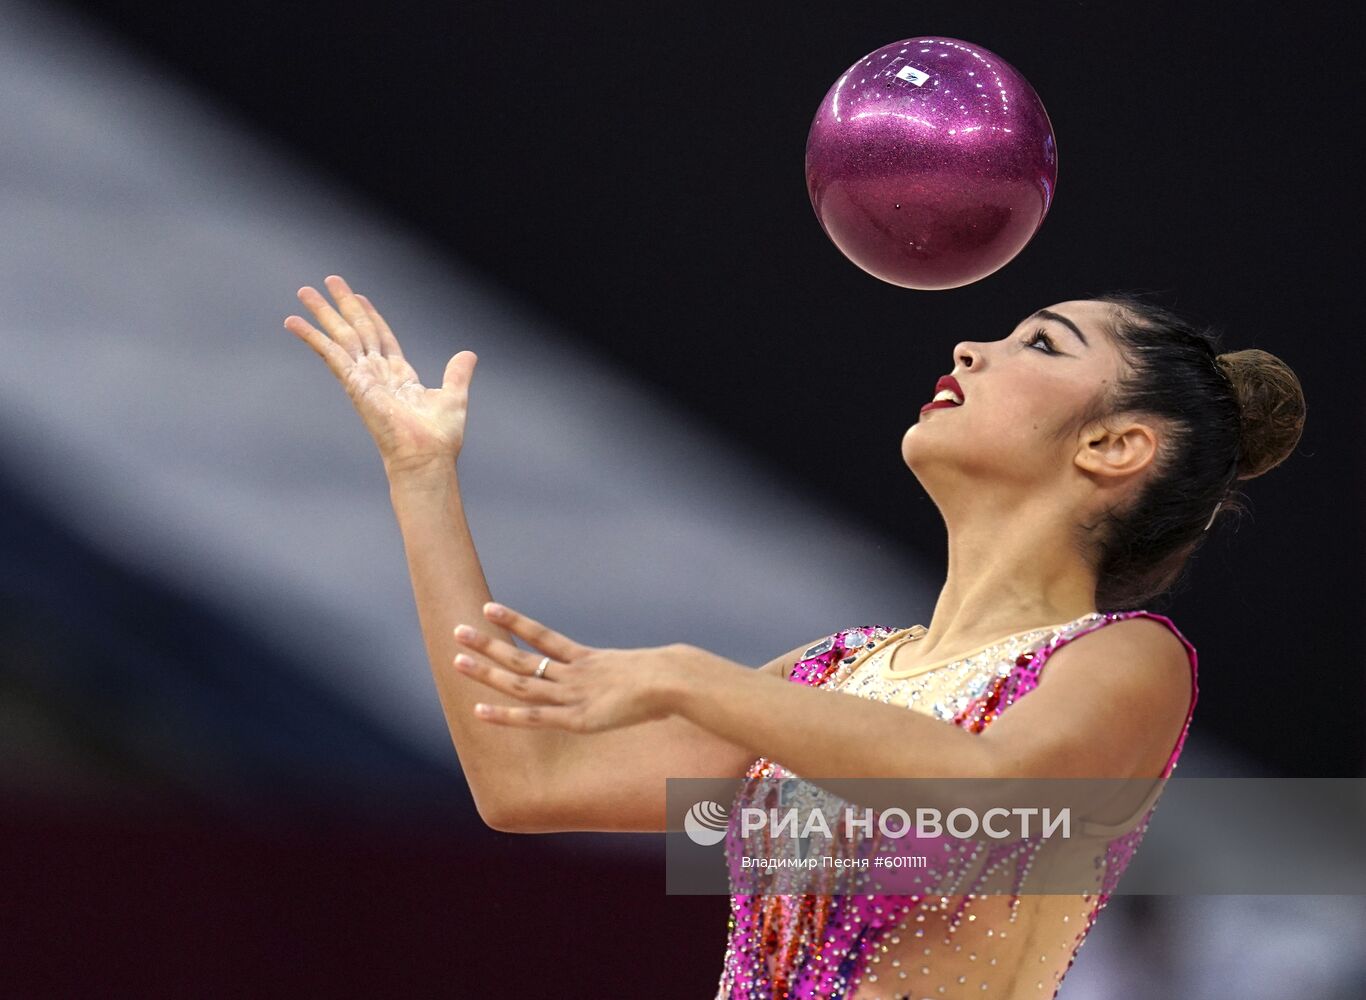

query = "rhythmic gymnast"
[284, 277, 1304, 998]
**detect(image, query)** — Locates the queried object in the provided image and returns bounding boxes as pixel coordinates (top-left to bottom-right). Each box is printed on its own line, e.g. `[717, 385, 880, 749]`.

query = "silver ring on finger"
[534, 656, 553, 681]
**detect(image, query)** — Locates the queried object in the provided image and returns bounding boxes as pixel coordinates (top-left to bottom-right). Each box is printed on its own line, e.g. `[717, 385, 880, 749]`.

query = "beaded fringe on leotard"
[714, 610, 1200, 1000]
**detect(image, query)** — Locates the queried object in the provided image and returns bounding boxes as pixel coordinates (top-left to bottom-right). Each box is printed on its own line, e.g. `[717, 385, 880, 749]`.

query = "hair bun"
[1216, 349, 1306, 480]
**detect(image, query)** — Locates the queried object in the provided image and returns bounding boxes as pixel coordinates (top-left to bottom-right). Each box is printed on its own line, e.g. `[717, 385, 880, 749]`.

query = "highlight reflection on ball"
[805, 36, 1058, 291]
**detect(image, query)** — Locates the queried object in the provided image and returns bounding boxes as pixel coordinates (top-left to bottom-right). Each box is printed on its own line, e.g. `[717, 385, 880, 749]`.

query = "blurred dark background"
[2, 0, 1361, 996]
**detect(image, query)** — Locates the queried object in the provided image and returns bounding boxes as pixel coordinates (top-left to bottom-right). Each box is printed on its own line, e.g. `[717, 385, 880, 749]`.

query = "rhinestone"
[804, 637, 834, 658]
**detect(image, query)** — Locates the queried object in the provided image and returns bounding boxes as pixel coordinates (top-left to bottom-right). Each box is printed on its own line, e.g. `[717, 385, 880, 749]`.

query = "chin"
[900, 426, 922, 469]
[902, 422, 965, 474]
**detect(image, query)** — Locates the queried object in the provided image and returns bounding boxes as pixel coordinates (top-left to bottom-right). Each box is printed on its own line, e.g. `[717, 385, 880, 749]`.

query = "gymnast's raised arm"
[284, 275, 819, 833]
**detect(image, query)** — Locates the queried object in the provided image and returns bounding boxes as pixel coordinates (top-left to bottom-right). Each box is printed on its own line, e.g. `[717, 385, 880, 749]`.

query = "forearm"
[387, 459, 568, 821]
[671, 651, 998, 781]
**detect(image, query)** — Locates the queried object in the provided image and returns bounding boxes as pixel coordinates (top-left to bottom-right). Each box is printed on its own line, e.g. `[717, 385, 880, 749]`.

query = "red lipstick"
[920, 375, 965, 413]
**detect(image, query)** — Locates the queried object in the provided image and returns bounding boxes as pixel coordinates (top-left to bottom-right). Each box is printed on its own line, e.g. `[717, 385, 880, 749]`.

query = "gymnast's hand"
[284, 274, 476, 476]
[450, 602, 723, 733]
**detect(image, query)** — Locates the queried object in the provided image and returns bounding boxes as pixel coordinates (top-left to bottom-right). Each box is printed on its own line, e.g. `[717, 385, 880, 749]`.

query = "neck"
[915, 491, 1099, 661]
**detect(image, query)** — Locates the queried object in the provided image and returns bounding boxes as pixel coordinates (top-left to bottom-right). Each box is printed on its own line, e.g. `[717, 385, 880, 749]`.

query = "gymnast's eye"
[1025, 327, 1057, 354]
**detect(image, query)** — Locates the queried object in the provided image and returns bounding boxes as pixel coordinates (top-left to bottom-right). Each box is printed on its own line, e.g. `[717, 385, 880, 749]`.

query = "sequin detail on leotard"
[713, 610, 1199, 999]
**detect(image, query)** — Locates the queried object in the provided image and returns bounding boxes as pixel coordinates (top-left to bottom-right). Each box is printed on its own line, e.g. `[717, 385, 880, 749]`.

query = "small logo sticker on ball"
[895, 65, 930, 86]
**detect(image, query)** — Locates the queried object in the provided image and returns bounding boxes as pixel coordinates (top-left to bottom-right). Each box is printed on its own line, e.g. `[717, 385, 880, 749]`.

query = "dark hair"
[1073, 290, 1306, 611]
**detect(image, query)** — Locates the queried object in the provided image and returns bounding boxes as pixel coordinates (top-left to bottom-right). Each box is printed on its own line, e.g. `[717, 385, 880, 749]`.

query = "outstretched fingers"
[452, 624, 551, 676]
[355, 293, 407, 362]
[452, 653, 566, 705]
[481, 603, 591, 662]
[472, 702, 578, 728]
[323, 275, 383, 357]
[295, 284, 365, 360]
[284, 313, 355, 382]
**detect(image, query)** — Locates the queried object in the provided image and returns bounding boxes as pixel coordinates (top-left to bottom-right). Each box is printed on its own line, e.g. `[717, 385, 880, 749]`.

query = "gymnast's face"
[901, 299, 1128, 489]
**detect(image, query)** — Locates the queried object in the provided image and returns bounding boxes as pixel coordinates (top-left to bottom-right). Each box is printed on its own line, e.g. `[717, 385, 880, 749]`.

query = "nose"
[953, 341, 979, 371]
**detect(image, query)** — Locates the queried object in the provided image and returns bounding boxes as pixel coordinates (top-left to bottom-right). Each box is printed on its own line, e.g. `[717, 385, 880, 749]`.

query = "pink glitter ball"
[806, 37, 1058, 290]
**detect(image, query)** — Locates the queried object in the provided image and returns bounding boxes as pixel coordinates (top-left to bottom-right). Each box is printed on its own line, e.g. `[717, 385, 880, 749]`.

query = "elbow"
[467, 765, 580, 832]
[464, 763, 553, 833]
[478, 793, 597, 834]
[479, 808, 533, 834]
[469, 784, 533, 833]
[476, 797, 539, 834]
[476, 803, 517, 833]
[476, 783, 569, 833]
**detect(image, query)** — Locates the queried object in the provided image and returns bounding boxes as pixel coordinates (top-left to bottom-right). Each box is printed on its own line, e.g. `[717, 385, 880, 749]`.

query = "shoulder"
[1046, 611, 1194, 679]
[1040, 611, 1195, 699]
[1041, 612, 1196, 761]
[984, 611, 1198, 779]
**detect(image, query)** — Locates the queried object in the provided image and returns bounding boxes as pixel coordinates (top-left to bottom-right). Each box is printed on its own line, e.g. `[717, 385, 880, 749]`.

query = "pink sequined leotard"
[714, 609, 1199, 1000]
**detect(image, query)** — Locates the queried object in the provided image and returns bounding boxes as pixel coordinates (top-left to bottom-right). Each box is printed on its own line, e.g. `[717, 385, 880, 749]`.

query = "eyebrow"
[1028, 309, 1090, 348]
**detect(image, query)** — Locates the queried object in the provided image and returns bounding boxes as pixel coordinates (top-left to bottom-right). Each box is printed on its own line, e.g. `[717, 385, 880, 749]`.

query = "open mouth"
[920, 395, 962, 413]
[921, 376, 964, 413]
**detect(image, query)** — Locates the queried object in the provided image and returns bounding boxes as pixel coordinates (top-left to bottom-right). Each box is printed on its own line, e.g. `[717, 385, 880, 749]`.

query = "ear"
[1074, 414, 1160, 481]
